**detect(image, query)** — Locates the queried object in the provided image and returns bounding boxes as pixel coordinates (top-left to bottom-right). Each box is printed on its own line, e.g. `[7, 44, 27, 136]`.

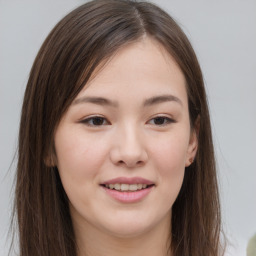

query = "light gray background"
[1, 0, 255, 255]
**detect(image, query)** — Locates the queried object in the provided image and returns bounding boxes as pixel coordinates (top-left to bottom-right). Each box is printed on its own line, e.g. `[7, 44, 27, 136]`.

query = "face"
[54, 38, 197, 239]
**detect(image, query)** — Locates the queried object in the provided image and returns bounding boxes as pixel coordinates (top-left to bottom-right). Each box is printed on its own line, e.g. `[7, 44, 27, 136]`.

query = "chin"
[100, 213, 162, 239]
[105, 224, 151, 239]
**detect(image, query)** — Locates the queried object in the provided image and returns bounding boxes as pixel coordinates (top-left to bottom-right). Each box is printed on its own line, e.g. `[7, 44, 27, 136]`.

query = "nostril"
[117, 160, 145, 168]
[117, 160, 125, 166]
[136, 160, 145, 167]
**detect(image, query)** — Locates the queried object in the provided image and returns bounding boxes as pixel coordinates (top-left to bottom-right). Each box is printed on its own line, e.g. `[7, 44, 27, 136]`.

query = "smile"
[103, 183, 153, 191]
[100, 177, 155, 203]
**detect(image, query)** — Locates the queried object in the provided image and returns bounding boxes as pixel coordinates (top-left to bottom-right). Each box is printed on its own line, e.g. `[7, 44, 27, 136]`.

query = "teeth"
[129, 184, 138, 191]
[114, 184, 120, 190]
[137, 184, 142, 189]
[121, 184, 129, 191]
[105, 183, 149, 191]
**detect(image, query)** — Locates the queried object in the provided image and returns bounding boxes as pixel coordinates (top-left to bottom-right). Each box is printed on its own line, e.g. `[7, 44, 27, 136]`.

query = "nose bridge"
[121, 122, 141, 151]
[110, 121, 148, 167]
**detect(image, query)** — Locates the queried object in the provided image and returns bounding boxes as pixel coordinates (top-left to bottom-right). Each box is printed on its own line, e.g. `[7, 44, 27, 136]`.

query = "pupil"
[93, 117, 104, 125]
[154, 117, 164, 125]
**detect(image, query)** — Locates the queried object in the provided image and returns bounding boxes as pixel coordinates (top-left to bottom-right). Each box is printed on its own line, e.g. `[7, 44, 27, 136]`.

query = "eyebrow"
[72, 94, 182, 107]
[72, 96, 118, 107]
[143, 94, 183, 107]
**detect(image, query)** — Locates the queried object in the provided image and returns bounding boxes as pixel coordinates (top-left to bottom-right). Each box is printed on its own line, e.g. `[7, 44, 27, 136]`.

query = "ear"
[185, 117, 200, 167]
[44, 146, 57, 167]
[44, 154, 56, 167]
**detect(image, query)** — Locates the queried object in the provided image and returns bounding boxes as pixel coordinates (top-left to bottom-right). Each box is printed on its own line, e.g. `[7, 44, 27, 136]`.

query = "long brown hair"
[14, 0, 224, 255]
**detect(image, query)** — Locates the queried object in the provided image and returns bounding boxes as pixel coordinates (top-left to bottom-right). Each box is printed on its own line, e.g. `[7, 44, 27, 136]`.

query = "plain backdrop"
[1, 0, 256, 255]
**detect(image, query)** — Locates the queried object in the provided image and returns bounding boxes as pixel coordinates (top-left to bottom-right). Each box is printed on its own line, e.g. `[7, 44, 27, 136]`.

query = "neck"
[74, 213, 172, 256]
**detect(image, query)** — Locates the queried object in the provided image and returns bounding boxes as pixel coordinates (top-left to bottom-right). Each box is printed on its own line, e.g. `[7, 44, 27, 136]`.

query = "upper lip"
[101, 177, 154, 185]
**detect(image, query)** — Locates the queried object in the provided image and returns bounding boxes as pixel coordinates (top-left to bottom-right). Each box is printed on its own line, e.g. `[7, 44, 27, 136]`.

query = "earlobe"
[44, 146, 57, 167]
[44, 154, 56, 167]
[44, 140, 58, 167]
[185, 158, 194, 168]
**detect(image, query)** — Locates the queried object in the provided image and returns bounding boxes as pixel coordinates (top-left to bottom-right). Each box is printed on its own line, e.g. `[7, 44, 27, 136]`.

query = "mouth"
[100, 183, 155, 192]
[100, 177, 155, 203]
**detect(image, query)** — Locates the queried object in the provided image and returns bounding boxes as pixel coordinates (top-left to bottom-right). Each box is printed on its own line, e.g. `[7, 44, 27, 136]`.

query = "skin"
[54, 38, 198, 256]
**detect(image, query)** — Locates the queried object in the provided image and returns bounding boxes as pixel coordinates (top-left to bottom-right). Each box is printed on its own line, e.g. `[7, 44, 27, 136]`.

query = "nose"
[110, 125, 148, 168]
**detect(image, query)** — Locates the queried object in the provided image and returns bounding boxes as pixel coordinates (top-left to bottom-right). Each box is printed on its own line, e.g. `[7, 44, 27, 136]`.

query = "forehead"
[76, 38, 187, 104]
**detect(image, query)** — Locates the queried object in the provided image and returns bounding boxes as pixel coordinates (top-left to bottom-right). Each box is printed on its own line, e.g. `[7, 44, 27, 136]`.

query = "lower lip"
[101, 186, 154, 203]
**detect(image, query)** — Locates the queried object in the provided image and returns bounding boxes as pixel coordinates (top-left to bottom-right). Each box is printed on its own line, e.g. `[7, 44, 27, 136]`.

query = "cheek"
[54, 127, 109, 185]
[153, 136, 188, 166]
[149, 132, 189, 184]
[146, 133, 189, 215]
[54, 128, 111, 215]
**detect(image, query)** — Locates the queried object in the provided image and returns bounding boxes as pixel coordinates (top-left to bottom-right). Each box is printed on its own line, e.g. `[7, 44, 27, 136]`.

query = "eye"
[80, 116, 110, 126]
[148, 116, 175, 126]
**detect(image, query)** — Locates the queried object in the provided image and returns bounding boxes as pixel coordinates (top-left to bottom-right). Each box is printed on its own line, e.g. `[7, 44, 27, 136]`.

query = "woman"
[14, 0, 224, 255]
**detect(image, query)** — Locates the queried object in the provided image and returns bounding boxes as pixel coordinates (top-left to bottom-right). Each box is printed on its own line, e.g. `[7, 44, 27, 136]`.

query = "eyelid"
[79, 115, 110, 127]
[147, 115, 176, 126]
[78, 114, 176, 127]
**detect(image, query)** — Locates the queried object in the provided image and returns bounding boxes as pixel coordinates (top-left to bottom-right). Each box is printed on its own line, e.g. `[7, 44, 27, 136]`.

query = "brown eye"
[153, 117, 166, 125]
[91, 117, 105, 125]
[148, 116, 175, 126]
[81, 116, 109, 126]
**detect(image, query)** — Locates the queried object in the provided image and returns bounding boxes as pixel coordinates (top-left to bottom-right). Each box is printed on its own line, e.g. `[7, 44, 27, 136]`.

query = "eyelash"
[80, 116, 110, 126]
[147, 116, 176, 126]
[80, 115, 175, 127]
